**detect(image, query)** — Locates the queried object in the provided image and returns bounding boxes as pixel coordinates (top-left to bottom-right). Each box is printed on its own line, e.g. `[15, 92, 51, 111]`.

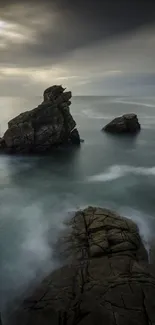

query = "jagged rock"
[43, 85, 66, 102]
[8, 207, 155, 325]
[103, 113, 141, 134]
[1, 85, 81, 154]
[69, 128, 81, 145]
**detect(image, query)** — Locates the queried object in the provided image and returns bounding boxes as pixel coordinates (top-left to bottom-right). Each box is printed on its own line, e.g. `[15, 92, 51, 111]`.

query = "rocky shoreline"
[6, 207, 155, 325]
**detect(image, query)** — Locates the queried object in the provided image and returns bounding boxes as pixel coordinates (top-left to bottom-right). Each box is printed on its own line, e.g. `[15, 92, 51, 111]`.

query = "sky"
[0, 0, 155, 96]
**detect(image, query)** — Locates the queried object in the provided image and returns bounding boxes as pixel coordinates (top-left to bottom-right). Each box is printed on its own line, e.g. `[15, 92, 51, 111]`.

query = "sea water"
[0, 95, 155, 314]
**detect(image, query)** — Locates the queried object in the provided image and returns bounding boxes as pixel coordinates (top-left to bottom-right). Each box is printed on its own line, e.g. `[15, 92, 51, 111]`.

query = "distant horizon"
[1, 94, 155, 98]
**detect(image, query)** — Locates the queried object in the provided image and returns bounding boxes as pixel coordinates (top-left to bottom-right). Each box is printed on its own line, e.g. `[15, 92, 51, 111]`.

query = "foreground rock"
[1, 85, 80, 153]
[7, 207, 155, 325]
[103, 113, 141, 134]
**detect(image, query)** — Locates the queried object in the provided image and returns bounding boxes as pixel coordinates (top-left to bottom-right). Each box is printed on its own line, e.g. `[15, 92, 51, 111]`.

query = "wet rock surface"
[7, 207, 155, 325]
[103, 113, 141, 134]
[1, 85, 80, 154]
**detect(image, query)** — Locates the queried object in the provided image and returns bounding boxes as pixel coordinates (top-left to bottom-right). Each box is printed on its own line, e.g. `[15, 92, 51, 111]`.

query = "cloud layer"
[0, 0, 155, 95]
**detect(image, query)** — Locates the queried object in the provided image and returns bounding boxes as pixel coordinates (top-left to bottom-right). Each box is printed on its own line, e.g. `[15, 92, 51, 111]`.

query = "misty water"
[1, 96, 155, 314]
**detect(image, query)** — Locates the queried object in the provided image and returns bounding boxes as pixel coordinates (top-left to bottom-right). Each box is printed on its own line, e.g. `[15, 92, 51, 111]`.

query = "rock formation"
[103, 113, 141, 134]
[0, 85, 80, 154]
[7, 207, 155, 325]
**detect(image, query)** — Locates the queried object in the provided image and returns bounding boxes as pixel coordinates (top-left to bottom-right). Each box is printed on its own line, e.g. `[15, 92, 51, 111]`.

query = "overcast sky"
[0, 0, 155, 96]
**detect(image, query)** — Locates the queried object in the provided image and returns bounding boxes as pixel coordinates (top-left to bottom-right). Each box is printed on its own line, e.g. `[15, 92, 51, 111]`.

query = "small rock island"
[8, 207, 155, 325]
[0, 85, 80, 154]
[103, 113, 141, 134]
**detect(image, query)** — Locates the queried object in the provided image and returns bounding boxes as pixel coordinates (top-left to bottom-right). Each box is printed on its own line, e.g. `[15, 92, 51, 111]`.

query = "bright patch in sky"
[0, 17, 35, 48]
[0, 20, 6, 28]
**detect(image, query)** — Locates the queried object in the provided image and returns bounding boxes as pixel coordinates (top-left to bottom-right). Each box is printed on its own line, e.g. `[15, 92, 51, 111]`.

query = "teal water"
[0, 96, 155, 313]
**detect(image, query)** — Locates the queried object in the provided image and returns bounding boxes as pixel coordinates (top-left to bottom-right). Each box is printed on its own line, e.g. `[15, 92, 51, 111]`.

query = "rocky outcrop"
[8, 207, 155, 325]
[0, 138, 5, 149]
[1, 85, 80, 154]
[103, 113, 141, 134]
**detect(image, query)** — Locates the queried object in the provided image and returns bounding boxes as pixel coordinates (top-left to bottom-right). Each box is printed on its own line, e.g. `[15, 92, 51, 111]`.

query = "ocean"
[0, 96, 155, 315]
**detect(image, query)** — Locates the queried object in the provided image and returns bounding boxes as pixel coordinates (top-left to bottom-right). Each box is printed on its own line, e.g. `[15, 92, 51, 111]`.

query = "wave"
[113, 99, 155, 108]
[87, 165, 155, 182]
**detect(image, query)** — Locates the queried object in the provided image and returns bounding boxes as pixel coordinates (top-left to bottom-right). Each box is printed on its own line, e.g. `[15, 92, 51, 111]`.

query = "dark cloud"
[0, 0, 155, 96]
[0, 0, 155, 67]
[2, 0, 155, 29]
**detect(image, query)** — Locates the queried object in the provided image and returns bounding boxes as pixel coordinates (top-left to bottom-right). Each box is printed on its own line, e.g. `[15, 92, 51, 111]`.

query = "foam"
[87, 165, 155, 182]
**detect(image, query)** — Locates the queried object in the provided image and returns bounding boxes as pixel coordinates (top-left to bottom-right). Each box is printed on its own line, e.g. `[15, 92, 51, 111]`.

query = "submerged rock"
[8, 207, 155, 325]
[1, 85, 81, 154]
[103, 113, 141, 134]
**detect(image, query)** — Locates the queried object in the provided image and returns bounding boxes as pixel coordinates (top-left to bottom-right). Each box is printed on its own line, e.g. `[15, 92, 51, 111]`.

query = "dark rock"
[103, 113, 141, 134]
[43, 85, 65, 102]
[8, 207, 155, 325]
[69, 128, 81, 145]
[55, 92, 72, 105]
[1, 85, 80, 154]
[0, 137, 6, 149]
[4, 122, 34, 153]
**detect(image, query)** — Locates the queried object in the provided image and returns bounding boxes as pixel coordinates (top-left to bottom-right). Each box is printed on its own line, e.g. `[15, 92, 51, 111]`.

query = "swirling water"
[0, 95, 155, 315]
